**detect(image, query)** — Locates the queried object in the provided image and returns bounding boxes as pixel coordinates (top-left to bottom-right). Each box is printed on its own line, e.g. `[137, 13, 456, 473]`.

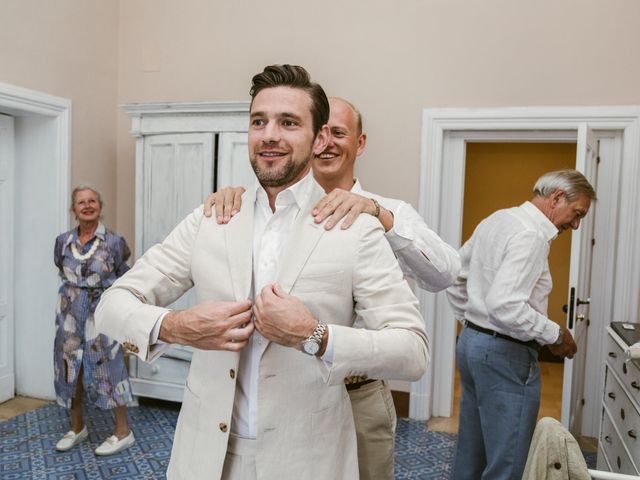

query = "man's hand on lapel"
[253, 284, 317, 349]
[159, 300, 254, 351]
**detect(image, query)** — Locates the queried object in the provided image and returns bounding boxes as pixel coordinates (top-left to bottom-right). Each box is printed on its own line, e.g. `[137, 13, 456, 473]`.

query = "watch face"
[303, 340, 320, 355]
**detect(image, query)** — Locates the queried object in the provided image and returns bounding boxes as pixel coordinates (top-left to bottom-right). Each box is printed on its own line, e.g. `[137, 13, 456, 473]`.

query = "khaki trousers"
[221, 434, 257, 480]
[348, 379, 397, 480]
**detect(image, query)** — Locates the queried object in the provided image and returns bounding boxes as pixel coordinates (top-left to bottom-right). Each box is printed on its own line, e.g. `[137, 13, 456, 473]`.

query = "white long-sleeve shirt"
[233, 172, 325, 438]
[446, 201, 560, 345]
[353, 180, 460, 292]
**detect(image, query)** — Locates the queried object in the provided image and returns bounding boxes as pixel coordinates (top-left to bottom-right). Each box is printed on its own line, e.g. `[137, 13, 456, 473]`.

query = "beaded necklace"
[70, 237, 100, 261]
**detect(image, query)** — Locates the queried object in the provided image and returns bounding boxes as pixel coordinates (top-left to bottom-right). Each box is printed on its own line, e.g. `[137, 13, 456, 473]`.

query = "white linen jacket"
[96, 178, 429, 480]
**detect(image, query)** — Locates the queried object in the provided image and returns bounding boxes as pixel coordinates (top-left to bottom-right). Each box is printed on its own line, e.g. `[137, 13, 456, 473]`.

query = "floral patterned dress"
[53, 223, 133, 410]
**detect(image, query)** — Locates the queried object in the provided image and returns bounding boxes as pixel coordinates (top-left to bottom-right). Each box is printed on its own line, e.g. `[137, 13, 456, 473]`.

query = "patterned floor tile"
[0, 404, 598, 479]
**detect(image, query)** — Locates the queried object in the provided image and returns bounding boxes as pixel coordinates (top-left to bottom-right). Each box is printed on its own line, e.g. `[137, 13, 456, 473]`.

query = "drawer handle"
[629, 430, 638, 439]
[604, 435, 612, 444]
[632, 381, 640, 390]
[608, 392, 616, 400]
[608, 352, 617, 358]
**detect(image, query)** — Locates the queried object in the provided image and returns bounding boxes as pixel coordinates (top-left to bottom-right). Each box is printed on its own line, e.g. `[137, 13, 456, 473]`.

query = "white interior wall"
[1, 0, 640, 403]
[115, 0, 640, 249]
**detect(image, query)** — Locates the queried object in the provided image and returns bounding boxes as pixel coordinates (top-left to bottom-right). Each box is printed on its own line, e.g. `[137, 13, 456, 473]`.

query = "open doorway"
[460, 142, 576, 420]
[414, 106, 638, 441]
[427, 142, 577, 434]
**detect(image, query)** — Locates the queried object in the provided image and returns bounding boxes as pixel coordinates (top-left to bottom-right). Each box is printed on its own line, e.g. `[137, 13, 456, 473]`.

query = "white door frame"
[0, 82, 70, 234]
[411, 106, 640, 435]
[0, 114, 15, 403]
[0, 82, 71, 399]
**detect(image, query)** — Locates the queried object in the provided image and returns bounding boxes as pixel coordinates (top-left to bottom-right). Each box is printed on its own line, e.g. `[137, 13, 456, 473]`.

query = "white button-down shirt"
[352, 180, 460, 292]
[446, 201, 560, 345]
[233, 171, 320, 438]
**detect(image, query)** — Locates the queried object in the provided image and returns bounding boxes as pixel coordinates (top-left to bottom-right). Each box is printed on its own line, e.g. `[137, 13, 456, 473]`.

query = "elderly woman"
[53, 186, 135, 455]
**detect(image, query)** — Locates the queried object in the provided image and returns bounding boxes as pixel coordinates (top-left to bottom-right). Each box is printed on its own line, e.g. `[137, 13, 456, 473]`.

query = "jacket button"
[554, 462, 561, 470]
[219, 423, 228, 433]
[229, 369, 235, 379]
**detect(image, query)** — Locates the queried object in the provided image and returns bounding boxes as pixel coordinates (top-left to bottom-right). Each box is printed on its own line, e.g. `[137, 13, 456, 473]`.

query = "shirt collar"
[255, 169, 316, 210]
[95, 222, 106, 240]
[351, 178, 362, 194]
[521, 201, 559, 241]
[67, 222, 106, 247]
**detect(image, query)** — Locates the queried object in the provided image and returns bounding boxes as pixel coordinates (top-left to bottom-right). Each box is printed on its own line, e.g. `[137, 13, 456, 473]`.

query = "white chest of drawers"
[597, 327, 640, 476]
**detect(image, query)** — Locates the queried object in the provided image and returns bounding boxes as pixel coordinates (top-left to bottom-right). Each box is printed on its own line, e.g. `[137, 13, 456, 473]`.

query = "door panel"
[142, 133, 214, 312]
[217, 132, 256, 189]
[0, 114, 15, 403]
[561, 123, 598, 434]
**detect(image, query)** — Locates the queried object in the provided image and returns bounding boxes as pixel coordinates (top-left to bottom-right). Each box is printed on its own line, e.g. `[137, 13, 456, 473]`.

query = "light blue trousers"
[452, 327, 541, 480]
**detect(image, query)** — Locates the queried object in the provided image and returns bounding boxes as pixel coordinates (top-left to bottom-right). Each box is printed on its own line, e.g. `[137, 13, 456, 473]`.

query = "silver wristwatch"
[302, 322, 327, 356]
[554, 327, 565, 345]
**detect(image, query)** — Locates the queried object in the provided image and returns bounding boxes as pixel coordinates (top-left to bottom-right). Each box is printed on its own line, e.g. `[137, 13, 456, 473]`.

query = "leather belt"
[344, 377, 377, 391]
[464, 320, 540, 352]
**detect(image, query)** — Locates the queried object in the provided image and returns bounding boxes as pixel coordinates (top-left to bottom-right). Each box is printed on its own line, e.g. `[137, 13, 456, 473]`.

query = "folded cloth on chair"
[522, 417, 590, 480]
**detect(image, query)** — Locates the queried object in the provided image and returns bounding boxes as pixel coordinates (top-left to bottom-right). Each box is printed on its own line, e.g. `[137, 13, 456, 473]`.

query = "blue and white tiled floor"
[0, 402, 594, 479]
[0, 403, 175, 479]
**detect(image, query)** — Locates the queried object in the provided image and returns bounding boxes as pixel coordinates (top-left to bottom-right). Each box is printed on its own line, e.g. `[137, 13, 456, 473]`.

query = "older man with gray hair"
[447, 169, 596, 480]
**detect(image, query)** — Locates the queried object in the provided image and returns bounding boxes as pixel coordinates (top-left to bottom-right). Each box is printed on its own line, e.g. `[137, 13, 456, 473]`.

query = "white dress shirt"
[352, 180, 461, 292]
[446, 201, 560, 345]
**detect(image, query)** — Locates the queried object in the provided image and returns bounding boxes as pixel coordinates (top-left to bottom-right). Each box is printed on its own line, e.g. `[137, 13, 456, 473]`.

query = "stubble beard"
[250, 155, 310, 188]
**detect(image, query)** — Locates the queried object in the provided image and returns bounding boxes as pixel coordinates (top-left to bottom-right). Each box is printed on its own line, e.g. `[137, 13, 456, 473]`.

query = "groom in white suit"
[96, 64, 429, 480]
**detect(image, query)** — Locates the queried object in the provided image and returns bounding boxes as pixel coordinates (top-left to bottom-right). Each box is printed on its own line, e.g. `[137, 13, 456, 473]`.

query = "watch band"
[370, 198, 381, 218]
[554, 327, 565, 345]
[302, 322, 327, 356]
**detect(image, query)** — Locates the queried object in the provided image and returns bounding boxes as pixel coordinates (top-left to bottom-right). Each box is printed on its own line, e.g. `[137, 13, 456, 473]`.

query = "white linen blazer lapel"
[276, 180, 326, 295]
[257, 180, 326, 359]
[224, 186, 256, 302]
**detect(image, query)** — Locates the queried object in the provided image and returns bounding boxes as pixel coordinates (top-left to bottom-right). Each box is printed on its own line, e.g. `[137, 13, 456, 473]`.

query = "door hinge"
[591, 238, 596, 246]
[581, 398, 585, 406]
[587, 319, 591, 327]
[597, 155, 601, 164]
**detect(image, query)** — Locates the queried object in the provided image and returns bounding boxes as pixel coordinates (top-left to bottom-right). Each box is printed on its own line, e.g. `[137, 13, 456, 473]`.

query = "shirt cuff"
[147, 311, 171, 362]
[150, 311, 169, 344]
[541, 321, 562, 346]
[385, 227, 414, 251]
[320, 325, 334, 365]
[384, 202, 416, 249]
